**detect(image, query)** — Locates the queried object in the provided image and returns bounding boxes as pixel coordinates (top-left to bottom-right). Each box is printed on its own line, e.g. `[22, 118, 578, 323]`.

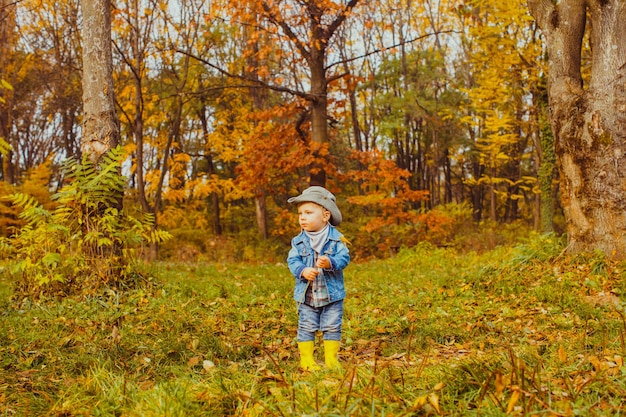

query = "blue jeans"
[297, 300, 344, 342]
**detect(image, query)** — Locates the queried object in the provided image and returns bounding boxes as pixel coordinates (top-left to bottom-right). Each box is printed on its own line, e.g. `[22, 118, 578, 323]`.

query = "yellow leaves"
[506, 388, 521, 414]
[588, 355, 624, 375]
[187, 355, 201, 368]
[494, 371, 506, 396]
[557, 345, 567, 364]
[163, 188, 186, 203]
[411, 383, 444, 415]
[0, 78, 13, 94]
[185, 176, 248, 202]
[460, 0, 543, 210]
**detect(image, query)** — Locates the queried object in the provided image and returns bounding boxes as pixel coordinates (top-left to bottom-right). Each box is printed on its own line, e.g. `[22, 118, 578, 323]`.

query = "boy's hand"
[316, 256, 331, 269]
[301, 267, 319, 281]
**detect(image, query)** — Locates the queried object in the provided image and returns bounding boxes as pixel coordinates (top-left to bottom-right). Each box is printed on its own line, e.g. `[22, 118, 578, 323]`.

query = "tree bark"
[80, 0, 119, 165]
[128, 0, 149, 213]
[245, 20, 270, 239]
[254, 187, 268, 240]
[0, 0, 16, 183]
[198, 105, 222, 236]
[528, 0, 626, 257]
[533, 84, 557, 233]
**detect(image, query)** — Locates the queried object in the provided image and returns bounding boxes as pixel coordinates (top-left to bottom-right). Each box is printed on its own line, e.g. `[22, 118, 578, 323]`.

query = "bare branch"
[325, 0, 360, 40]
[0, 0, 21, 11]
[327, 71, 349, 84]
[262, 2, 310, 59]
[326, 30, 458, 71]
[175, 48, 316, 101]
[0, 0, 22, 22]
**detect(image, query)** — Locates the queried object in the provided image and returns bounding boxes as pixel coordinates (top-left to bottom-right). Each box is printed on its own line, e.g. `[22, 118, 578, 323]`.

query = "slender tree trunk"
[489, 167, 497, 221]
[309, 49, 328, 187]
[0, 0, 16, 183]
[533, 84, 556, 233]
[444, 149, 452, 204]
[529, 0, 626, 257]
[244, 17, 270, 239]
[80, 0, 119, 165]
[1, 151, 14, 184]
[62, 111, 79, 159]
[148, 94, 182, 260]
[254, 187, 268, 240]
[129, 0, 149, 213]
[80, 0, 122, 268]
[198, 106, 222, 236]
[342, 63, 366, 184]
[209, 186, 222, 236]
[471, 163, 484, 222]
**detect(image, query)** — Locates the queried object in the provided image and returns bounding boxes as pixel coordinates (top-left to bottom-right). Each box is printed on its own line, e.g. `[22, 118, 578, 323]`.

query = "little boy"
[287, 186, 350, 370]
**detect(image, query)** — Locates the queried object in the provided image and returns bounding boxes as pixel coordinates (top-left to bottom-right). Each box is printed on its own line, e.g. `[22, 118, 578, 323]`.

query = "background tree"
[528, 0, 626, 258]
[0, 0, 577, 261]
[112, 0, 162, 213]
[456, 1, 543, 225]
[233, 0, 360, 187]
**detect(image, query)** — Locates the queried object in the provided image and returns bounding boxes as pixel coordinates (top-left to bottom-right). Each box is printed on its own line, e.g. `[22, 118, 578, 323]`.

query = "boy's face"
[297, 202, 330, 232]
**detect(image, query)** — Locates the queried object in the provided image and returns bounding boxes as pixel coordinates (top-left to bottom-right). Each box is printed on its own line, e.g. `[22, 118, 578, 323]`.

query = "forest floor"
[2, 234, 626, 416]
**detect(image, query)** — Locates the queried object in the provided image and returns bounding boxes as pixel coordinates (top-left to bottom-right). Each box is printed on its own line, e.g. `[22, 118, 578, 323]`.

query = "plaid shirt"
[305, 260, 330, 307]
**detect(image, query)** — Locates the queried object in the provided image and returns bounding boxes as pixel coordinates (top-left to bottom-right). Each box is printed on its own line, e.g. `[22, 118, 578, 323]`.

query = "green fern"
[2, 146, 171, 298]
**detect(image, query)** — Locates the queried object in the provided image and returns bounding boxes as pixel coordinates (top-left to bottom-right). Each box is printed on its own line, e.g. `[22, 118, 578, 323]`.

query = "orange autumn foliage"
[345, 149, 462, 257]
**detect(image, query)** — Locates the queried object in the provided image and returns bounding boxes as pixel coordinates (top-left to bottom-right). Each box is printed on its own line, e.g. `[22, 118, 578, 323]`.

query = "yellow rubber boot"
[298, 341, 320, 371]
[324, 340, 342, 369]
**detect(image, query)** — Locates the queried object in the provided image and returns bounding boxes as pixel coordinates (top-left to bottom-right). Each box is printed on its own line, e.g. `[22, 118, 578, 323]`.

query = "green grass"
[2, 235, 626, 415]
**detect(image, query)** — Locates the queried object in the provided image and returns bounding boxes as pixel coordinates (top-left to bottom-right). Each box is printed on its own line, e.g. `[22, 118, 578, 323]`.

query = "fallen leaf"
[506, 388, 520, 414]
[495, 371, 505, 396]
[558, 345, 567, 363]
[411, 395, 428, 410]
[428, 392, 441, 414]
[188, 356, 201, 368]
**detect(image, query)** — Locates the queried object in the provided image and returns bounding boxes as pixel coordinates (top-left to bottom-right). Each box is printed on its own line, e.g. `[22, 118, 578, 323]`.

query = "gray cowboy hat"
[288, 186, 342, 226]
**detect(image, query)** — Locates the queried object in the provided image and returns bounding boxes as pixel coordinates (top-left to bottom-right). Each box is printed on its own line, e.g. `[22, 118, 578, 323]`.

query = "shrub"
[0, 147, 171, 298]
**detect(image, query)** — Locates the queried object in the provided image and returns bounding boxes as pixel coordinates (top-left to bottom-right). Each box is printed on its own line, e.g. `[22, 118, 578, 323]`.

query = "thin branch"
[325, 0, 360, 40]
[325, 30, 458, 71]
[327, 71, 349, 84]
[176, 48, 316, 101]
[185, 84, 273, 96]
[262, 2, 310, 59]
[0, 0, 21, 22]
[112, 39, 142, 85]
[0, 0, 22, 11]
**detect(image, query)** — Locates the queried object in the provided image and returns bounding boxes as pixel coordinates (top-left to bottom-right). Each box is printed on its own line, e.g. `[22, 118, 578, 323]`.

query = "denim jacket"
[287, 225, 350, 304]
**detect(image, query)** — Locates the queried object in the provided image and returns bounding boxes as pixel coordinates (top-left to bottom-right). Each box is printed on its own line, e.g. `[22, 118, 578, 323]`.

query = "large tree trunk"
[528, 0, 626, 257]
[80, 0, 119, 164]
